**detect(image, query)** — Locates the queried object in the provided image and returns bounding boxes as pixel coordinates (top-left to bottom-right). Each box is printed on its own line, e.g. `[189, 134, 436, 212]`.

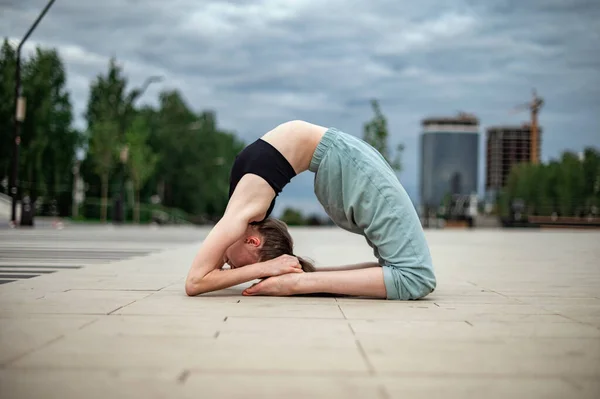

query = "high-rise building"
[485, 124, 542, 194]
[419, 113, 480, 214]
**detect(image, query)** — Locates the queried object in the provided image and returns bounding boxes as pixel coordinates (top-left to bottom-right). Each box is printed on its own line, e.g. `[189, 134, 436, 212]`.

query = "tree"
[280, 207, 305, 226]
[500, 147, 600, 219]
[582, 147, 600, 213]
[150, 91, 244, 219]
[363, 99, 404, 172]
[0, 39, 16, 186]
[0, 39, 78, 216]
[88, 118, 118, 222]
[21, 47, 78, 208]
[125, 115, 159, 223]
[83, 58, 141, 220]
[556, 151, 585, 216]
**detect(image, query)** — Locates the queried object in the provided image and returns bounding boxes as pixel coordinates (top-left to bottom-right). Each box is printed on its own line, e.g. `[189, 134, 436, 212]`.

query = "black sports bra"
[229, 139, 296, 222]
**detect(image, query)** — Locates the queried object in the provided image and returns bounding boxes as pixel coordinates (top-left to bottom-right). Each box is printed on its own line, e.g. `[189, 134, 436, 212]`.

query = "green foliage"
[147, 92, 245, 219]
[88, 118, 119, 221]
[280, 208, 306, 226]
[125, 115, 159, 192]
[125, 115, 159, 223]
[80, 58, 246, 222]
[0, 40, 16, 181]
[0, 38, 79, 217]
[500, 148, 600, 217]
[363, 99, 404, 172]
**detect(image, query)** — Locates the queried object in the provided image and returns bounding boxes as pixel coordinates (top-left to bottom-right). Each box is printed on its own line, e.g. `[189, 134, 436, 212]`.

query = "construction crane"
[513, 89, 544, 164]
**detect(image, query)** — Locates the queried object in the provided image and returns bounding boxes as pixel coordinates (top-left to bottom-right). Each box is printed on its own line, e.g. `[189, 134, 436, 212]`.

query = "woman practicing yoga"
[185, 120, 436, 300]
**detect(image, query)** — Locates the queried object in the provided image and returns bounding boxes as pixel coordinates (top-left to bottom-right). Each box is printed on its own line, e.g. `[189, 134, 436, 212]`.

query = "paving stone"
[183, 374, 381, 399]
[77, 315, 223, 337]
[339, 303, 561, 321]
[466, 321, 600, 338]
[214, 330, 357, 348]
[60, 274, 182, 291]
[11, 334, 369, 373]
[0, 289, 151, 315]
[1, 227, 598, 398]
[0, 369, 183, 399]
[360, 338, 600, 377]
[380, 376, 580, 399]
[222, 316, 353, 333]
[562, 378, 600, 399]
[116, 293, 344, 318]
[239, 295, 338, 305]
[0, 315, 97, 365]
[350, 320, 496, 341]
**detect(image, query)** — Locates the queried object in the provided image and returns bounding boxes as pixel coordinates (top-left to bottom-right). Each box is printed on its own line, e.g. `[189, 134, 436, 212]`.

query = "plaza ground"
[0, 226, 599, 398]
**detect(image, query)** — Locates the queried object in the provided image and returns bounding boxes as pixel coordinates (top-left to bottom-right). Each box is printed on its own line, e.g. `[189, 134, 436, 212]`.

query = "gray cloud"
[2, 0, 599, 213]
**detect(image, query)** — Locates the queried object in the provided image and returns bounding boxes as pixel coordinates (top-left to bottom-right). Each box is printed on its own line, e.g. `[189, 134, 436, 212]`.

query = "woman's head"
[223, 218, 315, 272]
[253, 218, 315, 272]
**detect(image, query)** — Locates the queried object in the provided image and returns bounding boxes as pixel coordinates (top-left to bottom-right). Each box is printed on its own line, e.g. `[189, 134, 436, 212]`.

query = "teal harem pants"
[309, 127, 436, 300]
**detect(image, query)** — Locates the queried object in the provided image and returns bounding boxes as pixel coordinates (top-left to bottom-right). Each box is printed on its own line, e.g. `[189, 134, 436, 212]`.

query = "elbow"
[185, 283, 198, 297]
[185, 274, 204, 296]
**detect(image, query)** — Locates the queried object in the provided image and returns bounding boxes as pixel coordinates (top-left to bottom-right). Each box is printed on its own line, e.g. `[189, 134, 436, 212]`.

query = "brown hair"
[253, 218, 316, 272]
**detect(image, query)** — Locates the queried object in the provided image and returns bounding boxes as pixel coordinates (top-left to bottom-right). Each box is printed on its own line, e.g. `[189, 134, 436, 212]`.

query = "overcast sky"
[3, 0, 599, 216]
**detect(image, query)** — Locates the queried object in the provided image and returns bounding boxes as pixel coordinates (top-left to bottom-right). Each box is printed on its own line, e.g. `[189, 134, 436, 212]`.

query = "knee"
[383, 265, 436, 300]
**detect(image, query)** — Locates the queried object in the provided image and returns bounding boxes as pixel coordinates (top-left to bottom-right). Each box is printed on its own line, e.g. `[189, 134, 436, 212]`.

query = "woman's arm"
[185, 212, 250, 296]
[188, 262, 269, 295]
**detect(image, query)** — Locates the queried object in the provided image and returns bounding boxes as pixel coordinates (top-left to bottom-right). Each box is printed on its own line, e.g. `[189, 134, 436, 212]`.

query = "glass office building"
[420, 113, 480, 213]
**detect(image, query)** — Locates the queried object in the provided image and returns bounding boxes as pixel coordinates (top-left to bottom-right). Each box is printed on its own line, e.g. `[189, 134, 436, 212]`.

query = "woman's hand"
[243, 272, 303, 296]
[261, 254, 304, 277]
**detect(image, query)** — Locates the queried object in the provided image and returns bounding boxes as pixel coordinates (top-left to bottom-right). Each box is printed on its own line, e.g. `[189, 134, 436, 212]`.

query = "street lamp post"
[9, 0, 56, 225]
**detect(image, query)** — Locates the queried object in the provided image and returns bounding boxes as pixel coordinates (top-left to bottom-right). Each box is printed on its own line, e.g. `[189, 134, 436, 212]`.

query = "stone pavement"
[0, 225, 203, 285]
[0, 227, 599, 399]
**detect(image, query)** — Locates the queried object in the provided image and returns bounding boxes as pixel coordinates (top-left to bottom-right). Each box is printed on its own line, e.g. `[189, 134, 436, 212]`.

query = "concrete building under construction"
[485, 123, 543, 193]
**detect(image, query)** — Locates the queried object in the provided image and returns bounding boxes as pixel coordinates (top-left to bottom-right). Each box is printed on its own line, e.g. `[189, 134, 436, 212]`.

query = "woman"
[185, 120, 436, 300]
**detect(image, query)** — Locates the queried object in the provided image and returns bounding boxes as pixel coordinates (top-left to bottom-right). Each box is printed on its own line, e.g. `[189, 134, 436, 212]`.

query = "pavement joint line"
[355, 340, 376, 376]
[486, 288, 515, 299]
[337, 304, 347, 319]
[66, 289, 162, 292]
[77, 318, 100, 331]
[107, 300, 142, 316]
[107, 296, 148, 315]
[347, 322, 356, 336]
[185, 368, 372, 376]
[1, 334, 66, 368]
[546, 311, 598, 326]
[377, 384, 391, 399]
